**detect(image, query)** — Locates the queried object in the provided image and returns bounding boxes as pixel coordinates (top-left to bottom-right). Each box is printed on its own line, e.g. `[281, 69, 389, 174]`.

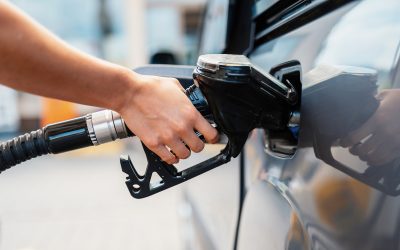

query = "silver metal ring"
[88, 110, 129, 145]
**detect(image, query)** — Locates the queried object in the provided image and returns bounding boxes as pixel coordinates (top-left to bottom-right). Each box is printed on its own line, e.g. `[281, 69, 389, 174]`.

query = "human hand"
[117, 73, 218, 165]
[340, 89, 400, 166]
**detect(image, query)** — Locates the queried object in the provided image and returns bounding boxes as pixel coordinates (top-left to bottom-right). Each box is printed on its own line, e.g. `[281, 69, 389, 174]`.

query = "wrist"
[107, 66, 142, 113]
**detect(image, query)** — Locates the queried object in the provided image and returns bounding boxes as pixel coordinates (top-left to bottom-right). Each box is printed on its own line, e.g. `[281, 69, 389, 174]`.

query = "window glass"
[199, 0, 229, 54]
[316, 0, 400, 89]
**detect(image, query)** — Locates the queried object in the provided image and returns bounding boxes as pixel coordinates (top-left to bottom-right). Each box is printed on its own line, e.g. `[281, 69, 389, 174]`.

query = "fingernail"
[210, 134, 219, 144]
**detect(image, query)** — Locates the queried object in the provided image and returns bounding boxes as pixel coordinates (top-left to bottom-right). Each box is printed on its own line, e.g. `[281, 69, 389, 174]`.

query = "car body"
[179, 0, 400, 249]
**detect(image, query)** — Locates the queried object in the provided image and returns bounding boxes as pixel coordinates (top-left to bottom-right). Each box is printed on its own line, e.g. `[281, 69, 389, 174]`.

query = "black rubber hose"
[0, 129, 49, 173]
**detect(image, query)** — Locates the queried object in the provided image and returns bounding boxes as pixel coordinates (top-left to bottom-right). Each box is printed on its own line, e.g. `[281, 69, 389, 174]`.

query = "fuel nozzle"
[193, 54, 302, 158]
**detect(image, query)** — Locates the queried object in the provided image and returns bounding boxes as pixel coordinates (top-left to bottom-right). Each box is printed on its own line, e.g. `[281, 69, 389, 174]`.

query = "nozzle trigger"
[120, 142, 231, 199]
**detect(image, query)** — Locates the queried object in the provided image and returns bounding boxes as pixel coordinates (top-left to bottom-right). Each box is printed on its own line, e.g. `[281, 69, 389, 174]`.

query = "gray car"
[179, 0, 400, 249]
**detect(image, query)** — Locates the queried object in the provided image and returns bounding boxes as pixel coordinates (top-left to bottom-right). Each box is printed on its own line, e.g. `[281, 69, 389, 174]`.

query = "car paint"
[182, 0, 400, 249]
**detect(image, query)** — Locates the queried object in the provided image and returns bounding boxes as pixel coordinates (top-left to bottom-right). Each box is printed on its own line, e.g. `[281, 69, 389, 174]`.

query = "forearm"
[0, 1, 135, 111]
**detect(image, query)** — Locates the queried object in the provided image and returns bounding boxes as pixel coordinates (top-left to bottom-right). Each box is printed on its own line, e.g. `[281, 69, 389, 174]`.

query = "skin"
[0, 1, 218, 164]
[340, 89, 400, 166]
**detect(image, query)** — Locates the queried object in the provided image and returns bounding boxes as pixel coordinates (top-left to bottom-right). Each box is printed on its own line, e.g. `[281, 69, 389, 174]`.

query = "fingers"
[349, 134, 399, 166]
[194, 114, 219, 144]
[149, 144, 178, 165]
[340, 114, 377, 147]
[181, 130, 205, 153]
[363, 135, 400, 166]
[363, 144, 397, 166]
[145, 129, 198, 164]
[349, 134, 381, 156]
[152, 124, 213, 162]
[168, 139, 191, 159]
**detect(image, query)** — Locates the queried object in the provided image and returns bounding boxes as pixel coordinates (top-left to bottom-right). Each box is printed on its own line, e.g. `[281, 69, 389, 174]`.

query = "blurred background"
[0, 0, 209, 249]
[0, 0, 206, 134]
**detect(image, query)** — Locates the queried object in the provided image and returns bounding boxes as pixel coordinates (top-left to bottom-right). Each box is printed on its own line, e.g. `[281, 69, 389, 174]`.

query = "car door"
[238, 0, 400, 249]
[178, 1, 243, 250]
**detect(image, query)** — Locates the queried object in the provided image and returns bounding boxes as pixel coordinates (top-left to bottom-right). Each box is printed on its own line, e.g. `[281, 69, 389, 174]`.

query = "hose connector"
[86, 110, 129, 146]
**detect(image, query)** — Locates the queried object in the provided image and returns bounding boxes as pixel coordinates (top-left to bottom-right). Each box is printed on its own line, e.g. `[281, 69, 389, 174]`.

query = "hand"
[118, 73, 218, 165]
[340, 89, 400, 166]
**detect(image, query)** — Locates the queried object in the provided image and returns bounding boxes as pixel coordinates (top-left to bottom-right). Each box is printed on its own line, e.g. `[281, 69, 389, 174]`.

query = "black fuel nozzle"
[121, 54, 302, 198]
[193, 55, 301, 157]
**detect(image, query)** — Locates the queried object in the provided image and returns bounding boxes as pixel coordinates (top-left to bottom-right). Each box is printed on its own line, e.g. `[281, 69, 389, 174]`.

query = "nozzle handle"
[120, 143, 231, 199]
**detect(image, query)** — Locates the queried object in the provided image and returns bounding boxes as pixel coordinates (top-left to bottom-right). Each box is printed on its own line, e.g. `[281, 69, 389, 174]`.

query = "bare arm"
[0, 1, 218, 164]
[0, 1, 130, 110]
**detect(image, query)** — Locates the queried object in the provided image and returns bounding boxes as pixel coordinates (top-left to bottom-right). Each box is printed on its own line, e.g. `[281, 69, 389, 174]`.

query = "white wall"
[122, 0, 148, 67]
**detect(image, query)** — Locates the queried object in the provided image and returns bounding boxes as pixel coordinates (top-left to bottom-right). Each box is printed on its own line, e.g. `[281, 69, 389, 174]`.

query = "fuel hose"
[0, 110, 132, 173]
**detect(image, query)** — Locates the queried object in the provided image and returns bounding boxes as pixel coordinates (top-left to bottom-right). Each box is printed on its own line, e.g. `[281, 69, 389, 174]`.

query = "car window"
[315, 0, 400, 89]
[199, 0, 229, 54]
[250, 2, 356, 73]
